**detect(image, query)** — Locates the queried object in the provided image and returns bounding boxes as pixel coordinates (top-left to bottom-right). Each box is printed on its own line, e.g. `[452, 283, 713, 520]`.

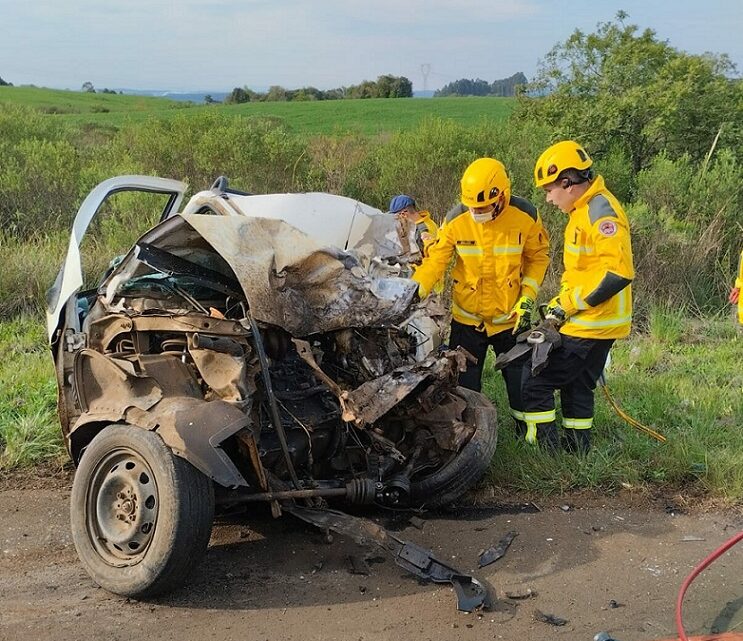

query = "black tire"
[70, 424, 214, 598]
[410, 387, 498, 508]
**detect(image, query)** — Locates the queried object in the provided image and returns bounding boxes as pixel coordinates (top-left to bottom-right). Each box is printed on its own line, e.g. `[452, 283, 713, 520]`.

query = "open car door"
[46, 176, 188, 344]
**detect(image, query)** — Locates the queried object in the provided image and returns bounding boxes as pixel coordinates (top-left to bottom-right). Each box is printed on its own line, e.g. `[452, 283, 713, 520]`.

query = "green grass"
[0, 85, 185, 115]
[0, 316, 63, 469]
[0, 86, 515, 135]
[482, 309, 743, 501]
[59, 97, 515, 134]
[209, 96, 515, 135]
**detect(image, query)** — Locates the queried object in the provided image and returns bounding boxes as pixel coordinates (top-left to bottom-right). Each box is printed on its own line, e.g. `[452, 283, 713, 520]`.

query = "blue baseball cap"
[389, 194, 416, 213]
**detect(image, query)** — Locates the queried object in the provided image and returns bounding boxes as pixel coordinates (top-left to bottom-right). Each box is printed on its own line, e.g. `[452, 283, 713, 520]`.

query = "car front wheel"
[410, 386, 498, 508]
[70, 424, 214, 598]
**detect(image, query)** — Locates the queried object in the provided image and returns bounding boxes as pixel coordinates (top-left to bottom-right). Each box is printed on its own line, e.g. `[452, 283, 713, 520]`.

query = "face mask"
[470, 209, 494, 224]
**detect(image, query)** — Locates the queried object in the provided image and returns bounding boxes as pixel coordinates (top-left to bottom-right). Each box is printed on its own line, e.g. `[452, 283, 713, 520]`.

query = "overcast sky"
[2, 0, 741, 92]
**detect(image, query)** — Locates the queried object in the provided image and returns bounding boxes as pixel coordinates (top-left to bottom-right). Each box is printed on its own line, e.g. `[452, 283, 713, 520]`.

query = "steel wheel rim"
[86, 447, 159, 565]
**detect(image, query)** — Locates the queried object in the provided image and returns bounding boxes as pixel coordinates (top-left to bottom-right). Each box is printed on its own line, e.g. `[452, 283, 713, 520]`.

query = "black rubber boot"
[563, 429, 591, 453]
[537, 421, 561, 452]
[514, 419, 527, 438]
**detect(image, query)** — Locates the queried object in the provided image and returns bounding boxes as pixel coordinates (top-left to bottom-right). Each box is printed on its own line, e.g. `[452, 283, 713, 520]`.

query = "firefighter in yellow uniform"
[730, 248, 743, 325]
[412, 158, 550, 428]
[389, 194, 439, 260]
[523, 141, 634, 452]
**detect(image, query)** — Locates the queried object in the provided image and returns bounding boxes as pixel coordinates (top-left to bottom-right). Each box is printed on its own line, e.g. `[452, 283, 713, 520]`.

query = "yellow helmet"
[460, 157, 511, 212]
[534, 140, 592, 188]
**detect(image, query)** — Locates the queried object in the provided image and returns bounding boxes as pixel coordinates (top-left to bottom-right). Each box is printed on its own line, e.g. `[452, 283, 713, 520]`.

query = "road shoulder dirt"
[1, 468, 741, 641]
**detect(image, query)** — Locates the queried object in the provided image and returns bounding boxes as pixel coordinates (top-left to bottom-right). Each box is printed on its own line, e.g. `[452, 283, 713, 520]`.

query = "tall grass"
[0, 317, 62, 469]
[483, 310, 743, 501]
[0, 232, 68, 317]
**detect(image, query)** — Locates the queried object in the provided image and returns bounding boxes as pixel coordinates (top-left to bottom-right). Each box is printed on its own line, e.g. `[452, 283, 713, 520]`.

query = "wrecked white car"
[47, 176, 498, 601]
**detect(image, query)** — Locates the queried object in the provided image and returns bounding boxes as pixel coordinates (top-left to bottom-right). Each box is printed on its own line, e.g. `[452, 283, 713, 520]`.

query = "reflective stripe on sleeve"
[522, 276, 540, 295]
[565, 244, 595, 256]
[573, 286, 588, 311]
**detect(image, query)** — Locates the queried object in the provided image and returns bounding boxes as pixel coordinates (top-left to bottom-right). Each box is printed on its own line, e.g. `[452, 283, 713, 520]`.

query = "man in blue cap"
[389, 194, 439, 262]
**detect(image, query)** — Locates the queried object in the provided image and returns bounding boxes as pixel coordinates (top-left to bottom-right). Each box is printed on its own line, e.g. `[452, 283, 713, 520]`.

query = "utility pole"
[420, 63, 431, 94]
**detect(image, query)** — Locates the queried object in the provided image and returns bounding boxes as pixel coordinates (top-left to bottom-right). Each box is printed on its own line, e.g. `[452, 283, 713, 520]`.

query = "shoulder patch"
[509, 195, 538, 222]
[598, 220, 618, 237]
[588, 194, 618, 225]
[445, 203, 467, 223]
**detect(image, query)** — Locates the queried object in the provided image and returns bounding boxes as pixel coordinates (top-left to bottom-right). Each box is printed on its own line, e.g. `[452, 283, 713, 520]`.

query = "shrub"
[108, 112, 313, 193]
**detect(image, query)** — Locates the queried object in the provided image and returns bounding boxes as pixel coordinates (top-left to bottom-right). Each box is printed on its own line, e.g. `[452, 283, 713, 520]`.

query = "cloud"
[1, 0, 740, 90]
[333, 0, 538, 24]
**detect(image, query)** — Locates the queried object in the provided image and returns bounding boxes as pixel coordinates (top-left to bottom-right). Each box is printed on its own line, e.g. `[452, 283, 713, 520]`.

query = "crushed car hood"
[100, 213, 419, 337]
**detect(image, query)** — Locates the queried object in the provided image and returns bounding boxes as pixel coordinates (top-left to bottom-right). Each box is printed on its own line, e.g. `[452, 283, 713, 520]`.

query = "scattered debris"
[608, 599, 624, 609]
[478, 531, 518, 568]
[348, 554, 371, 576]
[288, 505, 489, 612]
[680, 535, 705, 542]
[560, 504, 571, 512]
[643, 564, 662, 577]
[409, 516, 426, 530]
[505, 587, 537, 599]
[664, 502, 685, 516]
[531, 502, 542, 512]
[534, 609, 568, 626]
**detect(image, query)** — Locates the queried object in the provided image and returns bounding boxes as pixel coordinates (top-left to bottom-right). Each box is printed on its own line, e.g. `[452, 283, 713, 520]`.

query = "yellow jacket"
[736, 248, 743, 325]
[416, 211, 439, 257]
[413, 196, 549, 336]
[558, 175, 634, 340]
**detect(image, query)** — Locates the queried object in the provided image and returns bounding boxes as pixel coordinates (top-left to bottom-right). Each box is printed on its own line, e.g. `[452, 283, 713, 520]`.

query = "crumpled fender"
[72, 398, 251, 488]
[70, 349, 251, 488]
[151, 397, 250, 488]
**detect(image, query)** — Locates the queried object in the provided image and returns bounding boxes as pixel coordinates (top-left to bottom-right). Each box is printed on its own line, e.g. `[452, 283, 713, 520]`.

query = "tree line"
[224, 74, 413, 104]
[435, 72, 528, 97]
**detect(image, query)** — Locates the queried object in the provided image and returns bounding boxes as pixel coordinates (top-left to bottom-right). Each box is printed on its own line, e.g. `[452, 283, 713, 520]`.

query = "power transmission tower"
[420, 63, 431, 94]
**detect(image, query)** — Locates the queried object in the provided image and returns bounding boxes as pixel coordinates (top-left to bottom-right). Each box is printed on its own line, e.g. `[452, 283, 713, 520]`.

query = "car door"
[46, 175, 187, 344]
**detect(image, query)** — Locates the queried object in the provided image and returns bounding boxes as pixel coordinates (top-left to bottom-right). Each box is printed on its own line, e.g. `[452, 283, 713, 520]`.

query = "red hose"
[675, 530, 743, 641]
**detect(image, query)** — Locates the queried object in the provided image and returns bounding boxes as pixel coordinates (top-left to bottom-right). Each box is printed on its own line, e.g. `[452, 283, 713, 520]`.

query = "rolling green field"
[0, 85, 185, 114]
[201, 96, 515, 135]
[0, 85, 515, 134]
